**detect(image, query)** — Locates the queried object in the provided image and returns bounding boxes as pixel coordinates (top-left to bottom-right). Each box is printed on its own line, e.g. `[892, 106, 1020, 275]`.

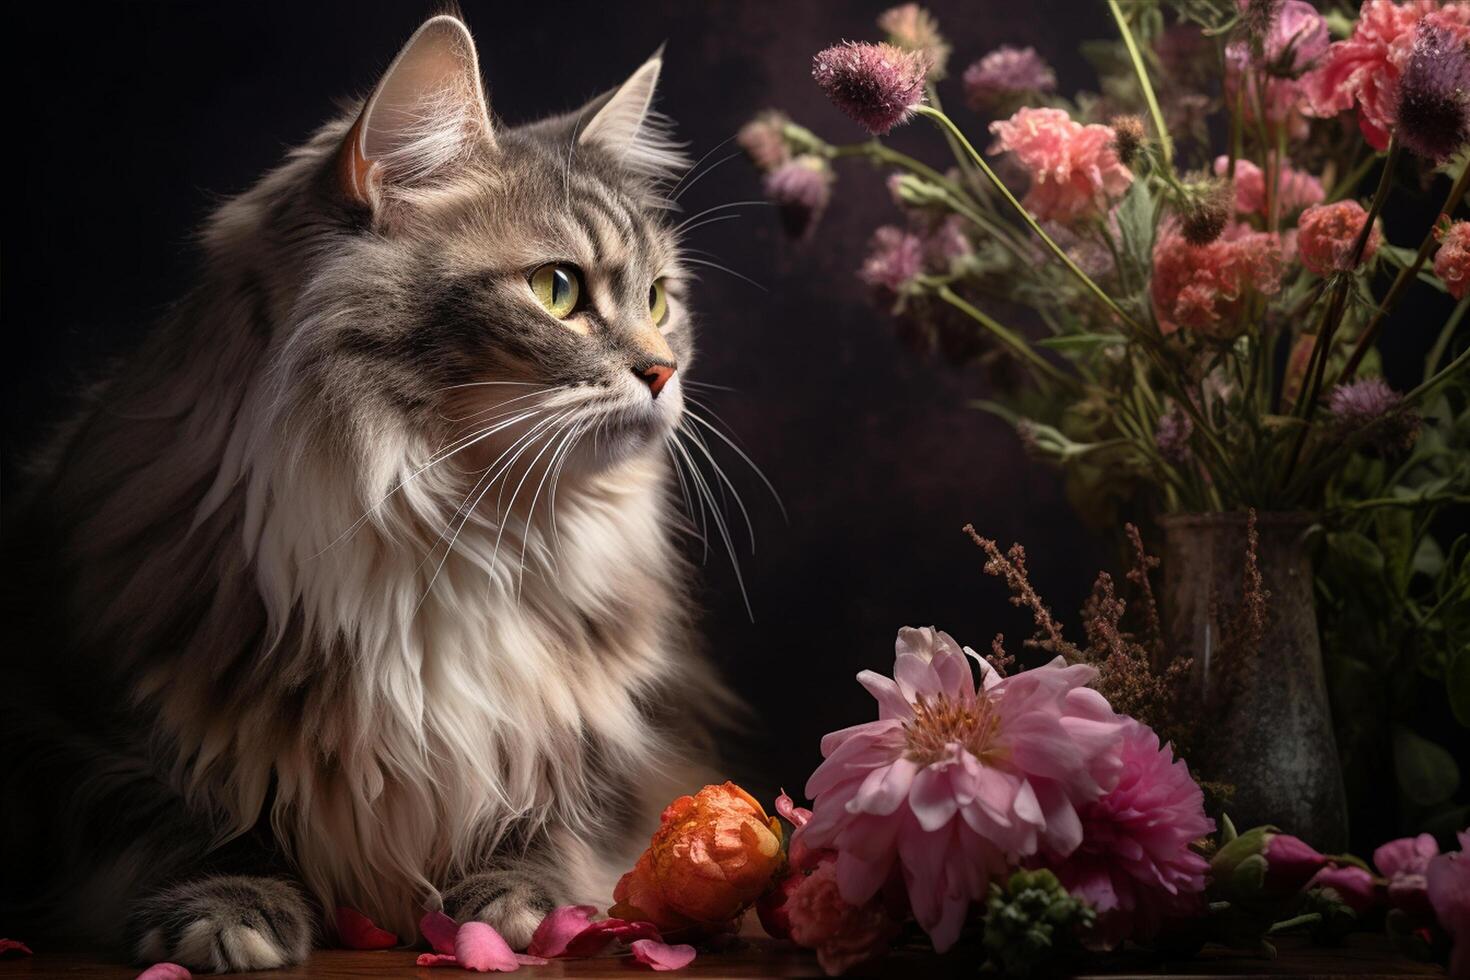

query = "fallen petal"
[629, 939, 697, 971]
[564, 918, 663, 957]
[775, 790, 813, 828]
[416, 952, 459, 968]
[515, 954, 550, 966]
[334, 907, 399, 950]
[455, 920, 520, 972]
[135, 966, 191, 980]
[0, 939, 33, 958]
[527, 904, 599, 957]
[420, 909, 460, 955]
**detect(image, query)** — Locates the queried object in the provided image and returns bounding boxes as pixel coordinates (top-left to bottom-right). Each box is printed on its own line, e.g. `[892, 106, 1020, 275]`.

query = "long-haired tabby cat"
[1, 13, 737, 971]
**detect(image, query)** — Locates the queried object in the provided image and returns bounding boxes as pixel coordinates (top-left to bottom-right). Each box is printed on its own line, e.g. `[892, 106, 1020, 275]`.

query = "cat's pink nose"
[637, 363, 676, 398]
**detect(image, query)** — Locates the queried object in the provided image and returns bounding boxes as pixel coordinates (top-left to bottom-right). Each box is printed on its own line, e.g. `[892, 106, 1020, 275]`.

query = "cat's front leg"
[129, 875, 314, 973]
[441, 858, 564, 950]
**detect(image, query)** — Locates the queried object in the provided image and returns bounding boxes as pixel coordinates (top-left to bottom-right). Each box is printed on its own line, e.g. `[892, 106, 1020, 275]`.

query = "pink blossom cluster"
[1296, 200, 1384, 276]
[1212, 156, 1324, 218]
[783, 627, 1211, 960]
[1434, 220, 1470, 300]
[962, 46, 1057, 110]
[1302, 0, 1470, 150]
[1150, 223, 1284, 338]
[988, 107, 1134, 223]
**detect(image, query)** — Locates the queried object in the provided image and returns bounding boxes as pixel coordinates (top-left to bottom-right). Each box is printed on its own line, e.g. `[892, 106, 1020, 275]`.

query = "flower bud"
[1110, 115, 1147, 169]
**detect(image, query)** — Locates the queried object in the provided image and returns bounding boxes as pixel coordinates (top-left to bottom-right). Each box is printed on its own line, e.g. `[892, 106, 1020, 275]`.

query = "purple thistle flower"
[859, 225, 925, 294]
[962, 46, 1057, 111]
[1396, 22, 1470, 163]
[762, 155, 833, 240]
[812, 42, 929, 136]
[1327, 378, 1420, 452]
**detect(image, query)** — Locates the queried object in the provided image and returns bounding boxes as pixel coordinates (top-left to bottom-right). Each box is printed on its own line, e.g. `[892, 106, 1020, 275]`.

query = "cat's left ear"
[338, 15, 493, 210]
[577, 49, 688, 183]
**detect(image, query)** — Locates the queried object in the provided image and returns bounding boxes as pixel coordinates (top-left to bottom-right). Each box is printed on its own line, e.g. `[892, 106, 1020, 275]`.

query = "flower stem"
[1108, 0, 1173, 169]
[1339, 157, 1469, 384]
[936, 285, 1080, 390]
[912, 105, 1146, 334]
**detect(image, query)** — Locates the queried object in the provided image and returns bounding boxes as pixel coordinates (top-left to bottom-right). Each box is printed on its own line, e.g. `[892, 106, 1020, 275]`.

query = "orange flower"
[611, 782, 784, 929]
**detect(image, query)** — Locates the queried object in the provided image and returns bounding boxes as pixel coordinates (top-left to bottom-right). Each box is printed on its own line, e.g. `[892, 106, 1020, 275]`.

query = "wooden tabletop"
[0, 932, 1446, 979]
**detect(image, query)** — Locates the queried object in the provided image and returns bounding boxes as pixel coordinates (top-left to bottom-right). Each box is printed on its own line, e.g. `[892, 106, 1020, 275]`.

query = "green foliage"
[980, 869, 1095, 977]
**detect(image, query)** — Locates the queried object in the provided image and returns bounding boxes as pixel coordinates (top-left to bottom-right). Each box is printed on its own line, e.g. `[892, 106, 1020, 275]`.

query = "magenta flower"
[1427, 831, 1470, 979]
[763, 155, 833, 240]
[1309, 864, 1378, 913]
[1377, 832, 1440, 916]
[799, 627, 1127, 952]
[988, 107, 1133, 223]
[812, 42, 929, 136]
[962, 46, 1057, 110]
[1257, 0, 1330, 75]
[1049, 718, 1212, 948]
[1398, 21, 1470, 162]
[858, 226, 925, 294]
[1264, 834, 1332, 891]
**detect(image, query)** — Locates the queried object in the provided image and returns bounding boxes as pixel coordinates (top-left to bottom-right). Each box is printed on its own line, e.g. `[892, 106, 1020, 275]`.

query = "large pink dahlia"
[1049, 718, 1214, 949]
[799, 627, 1127, 953]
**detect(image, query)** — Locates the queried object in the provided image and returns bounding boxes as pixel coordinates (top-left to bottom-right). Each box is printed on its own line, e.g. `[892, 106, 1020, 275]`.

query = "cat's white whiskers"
[670, 430, 752, 619]
[671, 147, 739, 202]
[516, 417, 586, 599]
[678, 257, 768, 292]
[673, 200, 769, 234]
[678, 418, 755, 554]
[683, 404, 787, 521]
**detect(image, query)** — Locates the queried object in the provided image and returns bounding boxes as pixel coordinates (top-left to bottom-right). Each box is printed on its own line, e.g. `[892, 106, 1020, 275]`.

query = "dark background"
[3, 2, 1449, 809]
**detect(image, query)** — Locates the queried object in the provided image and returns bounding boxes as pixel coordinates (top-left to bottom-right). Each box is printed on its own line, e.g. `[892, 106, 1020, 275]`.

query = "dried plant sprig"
[963, 524, 1075, 657]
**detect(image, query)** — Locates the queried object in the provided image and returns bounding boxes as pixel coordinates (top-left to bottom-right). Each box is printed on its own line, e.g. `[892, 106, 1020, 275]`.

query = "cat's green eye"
[649, 279, 668, 325]
[530, 264, 582, 319]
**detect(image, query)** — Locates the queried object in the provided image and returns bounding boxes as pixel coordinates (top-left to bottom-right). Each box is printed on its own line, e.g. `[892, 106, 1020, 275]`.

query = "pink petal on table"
[527, 904, 599, 957]
[421, 909, 461, 955]
[775, 789, 812, 828]
[416, 952, 459, 968]
[0, 939, 33, 958]
[455, 920, 520, 972]
[334, 907, 399, 950]
[564, 918, 662, 957]
[515, 954, 550, 966]
[629, 939, 696, 971]
[135, 965, 191, 980]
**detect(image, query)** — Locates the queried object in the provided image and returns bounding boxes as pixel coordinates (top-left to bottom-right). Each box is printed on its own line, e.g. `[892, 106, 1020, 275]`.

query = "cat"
[0, 13, 737, 972]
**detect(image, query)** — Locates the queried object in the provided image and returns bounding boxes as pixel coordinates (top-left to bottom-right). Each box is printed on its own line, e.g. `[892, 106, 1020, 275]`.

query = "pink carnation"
[786, 861, 901, 977]
[800, 627, 1127, 953]
[1434, 220, 1470, 299]
[1212, 156, 1324, 217]
[1050, 718, 1213, 949]
[1302, 0, 1470, 150]
[1376, 832, 1440, 917]
[1151, 222, 1284, 338]
[1297, 200, 1383, 275]
[988, 107, 1134, 223]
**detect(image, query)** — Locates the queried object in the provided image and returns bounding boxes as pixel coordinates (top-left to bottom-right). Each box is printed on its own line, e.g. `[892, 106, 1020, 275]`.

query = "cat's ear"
[577, 49, 688, 183]
[337, 15, 493, 208]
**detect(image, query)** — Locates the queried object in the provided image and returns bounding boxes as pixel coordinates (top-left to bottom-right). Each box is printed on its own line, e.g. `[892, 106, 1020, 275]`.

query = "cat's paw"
[443, 867, 560, 950]
[131, 875, 313, 973]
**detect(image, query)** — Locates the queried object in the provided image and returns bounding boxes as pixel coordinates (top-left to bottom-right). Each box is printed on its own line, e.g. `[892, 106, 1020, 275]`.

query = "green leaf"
[1036, 333, 1127, 352]
[1394, 726, 1461, 806]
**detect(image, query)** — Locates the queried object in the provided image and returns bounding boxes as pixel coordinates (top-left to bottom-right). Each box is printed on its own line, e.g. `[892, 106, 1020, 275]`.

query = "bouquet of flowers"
[742, 0, 1469, 517]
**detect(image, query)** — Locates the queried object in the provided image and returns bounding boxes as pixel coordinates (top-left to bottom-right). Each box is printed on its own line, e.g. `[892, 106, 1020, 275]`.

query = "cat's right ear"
[336, 15, 493, 210]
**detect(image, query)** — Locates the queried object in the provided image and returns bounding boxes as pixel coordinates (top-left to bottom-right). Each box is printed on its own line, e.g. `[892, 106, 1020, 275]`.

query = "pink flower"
[1264, 834, 1332, 891]
[787, 861, 901, 976]
[1427, 831, 1470, 980]
[800, 627, 1127, 952]
[1310, 865, 1378, 913]
[1377, 832, 1440, 916]
[1225, 42, 1313, 142]
[1151, 222, 1284, 338]
[1049, 717, 1213, 948]
[1212, 156, 1324, 217]
[963, 46, 1057, 110]
[1258, 0, 1331, 74]
[877, 4, 952, 81]
[628, 939, 697, 971]
[812, 42, 928, 136]
[1297, 200, 1383, 275]
[1434, 220, 1470, 299]
[1302, 0, 1470, 150]
[136, 966, 191, 980]
[858, 226, 925, 293]
[763, 155, 833, 240]
[988, 108, 1133, 223]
